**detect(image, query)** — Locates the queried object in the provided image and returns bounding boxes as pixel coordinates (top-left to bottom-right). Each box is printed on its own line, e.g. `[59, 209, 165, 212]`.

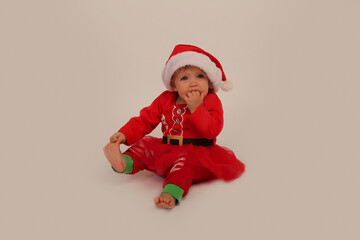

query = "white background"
[1, 0, 359, 239]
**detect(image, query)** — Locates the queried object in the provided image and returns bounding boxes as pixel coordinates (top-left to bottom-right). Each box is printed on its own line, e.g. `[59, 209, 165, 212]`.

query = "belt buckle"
[167, 135, 183, 146]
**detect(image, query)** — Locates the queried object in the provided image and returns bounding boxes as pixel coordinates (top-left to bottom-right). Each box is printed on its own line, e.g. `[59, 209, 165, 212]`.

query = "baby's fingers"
[187, 91, 197, 98]
[192, 91, 201, 97]
[110, 136, 117, 143]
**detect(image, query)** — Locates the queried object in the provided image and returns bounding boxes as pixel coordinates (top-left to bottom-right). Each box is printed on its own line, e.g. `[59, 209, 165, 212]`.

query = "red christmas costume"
[118, 90, 245, 202]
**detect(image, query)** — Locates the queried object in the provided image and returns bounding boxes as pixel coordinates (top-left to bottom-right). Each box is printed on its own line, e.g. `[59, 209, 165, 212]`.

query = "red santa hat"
[162, 44, 233, 93]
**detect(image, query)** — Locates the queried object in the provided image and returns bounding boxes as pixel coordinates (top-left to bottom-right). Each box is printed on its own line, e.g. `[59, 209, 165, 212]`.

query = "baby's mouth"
[188, 89, 200, 93]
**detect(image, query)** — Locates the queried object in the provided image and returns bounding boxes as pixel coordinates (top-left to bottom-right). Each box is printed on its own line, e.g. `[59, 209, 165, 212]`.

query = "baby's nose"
[189, 78, 198, 86]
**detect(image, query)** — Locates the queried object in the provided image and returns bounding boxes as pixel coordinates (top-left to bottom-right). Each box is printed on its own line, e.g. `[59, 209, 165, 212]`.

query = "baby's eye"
[181, 76, 188, 80]
[197, 74, 205, 78]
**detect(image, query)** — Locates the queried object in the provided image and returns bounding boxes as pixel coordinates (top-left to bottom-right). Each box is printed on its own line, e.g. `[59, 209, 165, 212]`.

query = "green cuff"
[162, 184, 184, 204]
[111, 154, 133, 174]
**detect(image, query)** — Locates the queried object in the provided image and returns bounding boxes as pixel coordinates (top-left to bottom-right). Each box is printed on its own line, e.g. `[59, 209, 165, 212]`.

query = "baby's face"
[172, 66, 210, 100]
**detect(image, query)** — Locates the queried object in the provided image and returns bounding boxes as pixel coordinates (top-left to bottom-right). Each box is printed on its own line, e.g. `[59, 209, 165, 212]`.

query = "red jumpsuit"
[118, 90, 245, 203]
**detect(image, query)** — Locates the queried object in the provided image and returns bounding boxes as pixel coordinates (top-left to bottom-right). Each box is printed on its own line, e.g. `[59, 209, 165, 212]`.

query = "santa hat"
[162, 44, 233, 93]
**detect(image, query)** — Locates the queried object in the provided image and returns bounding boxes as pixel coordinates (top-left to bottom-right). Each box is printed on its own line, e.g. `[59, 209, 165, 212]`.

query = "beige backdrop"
[1, 0, 359, 239]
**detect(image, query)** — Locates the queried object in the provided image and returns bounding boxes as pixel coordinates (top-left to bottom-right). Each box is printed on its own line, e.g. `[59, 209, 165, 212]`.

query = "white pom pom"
[221, 80, 233, 91]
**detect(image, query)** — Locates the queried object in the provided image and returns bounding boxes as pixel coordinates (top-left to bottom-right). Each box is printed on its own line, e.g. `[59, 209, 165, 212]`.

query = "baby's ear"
[170, 78, 177, 92]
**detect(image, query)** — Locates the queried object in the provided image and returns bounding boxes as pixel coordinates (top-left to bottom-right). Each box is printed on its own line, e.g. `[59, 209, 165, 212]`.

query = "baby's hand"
[184, 91, 206, 113]
[110, 132, 126, 144]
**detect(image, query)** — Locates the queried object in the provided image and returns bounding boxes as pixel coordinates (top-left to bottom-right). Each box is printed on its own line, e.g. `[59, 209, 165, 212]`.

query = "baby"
[104, 44, 245, 209]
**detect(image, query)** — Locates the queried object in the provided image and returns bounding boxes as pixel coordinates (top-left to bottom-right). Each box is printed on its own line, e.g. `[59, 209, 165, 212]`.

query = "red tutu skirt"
[124, 136, 245, 181]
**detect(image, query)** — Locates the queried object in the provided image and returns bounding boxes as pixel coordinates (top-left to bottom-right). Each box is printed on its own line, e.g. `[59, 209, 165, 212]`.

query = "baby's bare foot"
[154, 192, 176, 209]
[103, 143, 126, 172]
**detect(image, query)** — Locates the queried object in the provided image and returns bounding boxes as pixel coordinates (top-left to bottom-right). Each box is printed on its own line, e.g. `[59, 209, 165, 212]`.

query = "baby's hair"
[170, 65, 214, 91]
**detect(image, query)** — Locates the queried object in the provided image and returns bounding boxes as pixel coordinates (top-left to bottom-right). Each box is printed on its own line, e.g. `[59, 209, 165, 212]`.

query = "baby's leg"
[155, 165, 214, 208]
[103, 143, 126, 172]
[153, 166, 194, 209]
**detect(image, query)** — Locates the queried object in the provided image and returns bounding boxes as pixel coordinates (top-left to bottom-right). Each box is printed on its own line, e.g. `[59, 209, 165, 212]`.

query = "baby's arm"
[117, 91, 168, 145]
[187, 93, 224, 139]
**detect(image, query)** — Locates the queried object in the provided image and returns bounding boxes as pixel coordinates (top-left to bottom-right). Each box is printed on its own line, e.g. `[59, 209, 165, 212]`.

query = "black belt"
[162, 135, 214, 146]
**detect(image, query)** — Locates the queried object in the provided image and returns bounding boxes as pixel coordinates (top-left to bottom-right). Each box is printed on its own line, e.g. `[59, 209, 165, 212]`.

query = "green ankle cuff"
[162, 184, 184, 204]
[111, 154, 133, 174]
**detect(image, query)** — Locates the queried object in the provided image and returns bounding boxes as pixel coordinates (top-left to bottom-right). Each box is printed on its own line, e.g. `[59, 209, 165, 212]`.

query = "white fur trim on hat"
[162, 51, 223, 93]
